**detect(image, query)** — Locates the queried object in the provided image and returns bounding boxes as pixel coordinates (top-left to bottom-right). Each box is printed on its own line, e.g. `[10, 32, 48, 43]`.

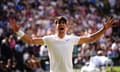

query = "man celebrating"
[9, 16, 114, 72]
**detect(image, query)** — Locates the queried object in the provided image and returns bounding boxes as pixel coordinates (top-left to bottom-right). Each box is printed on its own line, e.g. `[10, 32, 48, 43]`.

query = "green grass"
[73, 66, 120, 72]
[106, 66, 120, 72]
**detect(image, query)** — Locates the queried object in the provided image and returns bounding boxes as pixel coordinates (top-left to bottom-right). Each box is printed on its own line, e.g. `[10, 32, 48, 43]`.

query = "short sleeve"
[71, 35, 80, 44]
[42, 36, 49, 45]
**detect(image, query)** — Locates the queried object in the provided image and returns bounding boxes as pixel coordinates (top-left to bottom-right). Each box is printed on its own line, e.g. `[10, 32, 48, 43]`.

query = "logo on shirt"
[66, 39, 69, 41]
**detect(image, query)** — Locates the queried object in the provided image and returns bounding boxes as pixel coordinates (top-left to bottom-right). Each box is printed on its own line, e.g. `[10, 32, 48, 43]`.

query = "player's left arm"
[78, 17, 114, 44]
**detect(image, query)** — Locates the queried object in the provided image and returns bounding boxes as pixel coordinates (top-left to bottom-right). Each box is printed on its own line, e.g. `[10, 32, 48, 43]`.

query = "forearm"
[89, 17, 114, 42]
[78, 26, 106, 44]
[16, 30, 44, 45]
[21, 34, 33, 44]
[89, 25, 106, 42]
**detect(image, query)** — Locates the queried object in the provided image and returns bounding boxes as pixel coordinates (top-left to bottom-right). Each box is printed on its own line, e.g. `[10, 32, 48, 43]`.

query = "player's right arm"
[9, 18, 44, 45]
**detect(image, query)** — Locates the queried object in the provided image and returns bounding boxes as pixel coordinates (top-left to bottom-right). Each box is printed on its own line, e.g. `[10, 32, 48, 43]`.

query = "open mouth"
[59, 28, 64, 30]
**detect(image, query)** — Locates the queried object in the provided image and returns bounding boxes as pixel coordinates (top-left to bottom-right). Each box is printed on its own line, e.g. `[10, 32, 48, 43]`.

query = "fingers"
[109, 18, 114, 25]
[13, 19, 16, 25]
[9, 18, 12, 24]
[9, 18, 16, 25]
[110, 18, 115, 24]
[106, 16, 115, 25]
[9, 18, 14, 26]
[106, 16, 111, 21]
[9, 17, 19, 32]
[103, 16, 115, 29]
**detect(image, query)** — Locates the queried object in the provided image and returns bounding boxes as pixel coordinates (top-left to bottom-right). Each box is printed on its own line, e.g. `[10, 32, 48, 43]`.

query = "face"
[56, 21, 67, 34]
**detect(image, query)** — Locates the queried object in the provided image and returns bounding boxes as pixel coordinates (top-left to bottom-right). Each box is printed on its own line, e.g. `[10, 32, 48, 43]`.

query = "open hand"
[103, 17, 115, 30]
[9, 18, 19, 32]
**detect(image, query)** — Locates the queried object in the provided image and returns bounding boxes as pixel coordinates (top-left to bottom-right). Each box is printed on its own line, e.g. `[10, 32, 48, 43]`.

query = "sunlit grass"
[73, 66, 120, 72]
[106, 66, 120, 72]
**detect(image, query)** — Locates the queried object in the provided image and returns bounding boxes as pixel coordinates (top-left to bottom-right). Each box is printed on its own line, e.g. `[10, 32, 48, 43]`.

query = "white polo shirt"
[42, 34, 80, 72]
[89, 55, 110, 67]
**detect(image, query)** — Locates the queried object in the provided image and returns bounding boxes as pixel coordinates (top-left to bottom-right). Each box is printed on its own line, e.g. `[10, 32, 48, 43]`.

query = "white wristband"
[16, 30, 25, 38]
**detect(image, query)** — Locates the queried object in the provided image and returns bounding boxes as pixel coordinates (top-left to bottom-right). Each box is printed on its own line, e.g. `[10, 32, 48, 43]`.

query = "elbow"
[22, 38, 33, 44]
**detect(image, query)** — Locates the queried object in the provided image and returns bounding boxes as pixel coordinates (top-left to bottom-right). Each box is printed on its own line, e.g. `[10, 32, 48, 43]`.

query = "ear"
[55, 24, 58, 29]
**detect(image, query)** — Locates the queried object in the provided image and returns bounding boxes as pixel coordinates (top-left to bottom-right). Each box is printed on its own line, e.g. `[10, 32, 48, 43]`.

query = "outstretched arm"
[9, 18, 44, 45]
[78, 17, 114, 44]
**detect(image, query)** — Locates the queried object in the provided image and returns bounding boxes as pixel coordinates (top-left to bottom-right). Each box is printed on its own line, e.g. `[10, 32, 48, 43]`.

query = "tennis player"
[9, 16, 114, 72]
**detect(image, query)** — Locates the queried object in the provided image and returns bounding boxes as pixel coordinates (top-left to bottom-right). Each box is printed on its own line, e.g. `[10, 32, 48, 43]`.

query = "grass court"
[73, 66, 120, 72]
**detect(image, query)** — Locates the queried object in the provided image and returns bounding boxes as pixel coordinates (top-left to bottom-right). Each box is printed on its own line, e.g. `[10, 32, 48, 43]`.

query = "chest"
[48, 37, 73, 46]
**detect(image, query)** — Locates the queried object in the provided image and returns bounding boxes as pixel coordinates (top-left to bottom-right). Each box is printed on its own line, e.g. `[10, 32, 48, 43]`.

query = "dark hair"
[55, 16, 67, 24]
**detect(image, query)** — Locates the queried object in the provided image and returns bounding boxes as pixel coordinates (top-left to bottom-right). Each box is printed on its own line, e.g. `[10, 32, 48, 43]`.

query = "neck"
[57, 33, 65, 38]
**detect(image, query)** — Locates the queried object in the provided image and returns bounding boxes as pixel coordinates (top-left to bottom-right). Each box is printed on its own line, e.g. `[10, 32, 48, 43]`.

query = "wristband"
[16, 30, 25, 38]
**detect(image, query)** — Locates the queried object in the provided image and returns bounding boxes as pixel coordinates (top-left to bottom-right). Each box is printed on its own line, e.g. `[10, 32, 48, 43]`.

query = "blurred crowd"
[0, 0, 120, 72]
